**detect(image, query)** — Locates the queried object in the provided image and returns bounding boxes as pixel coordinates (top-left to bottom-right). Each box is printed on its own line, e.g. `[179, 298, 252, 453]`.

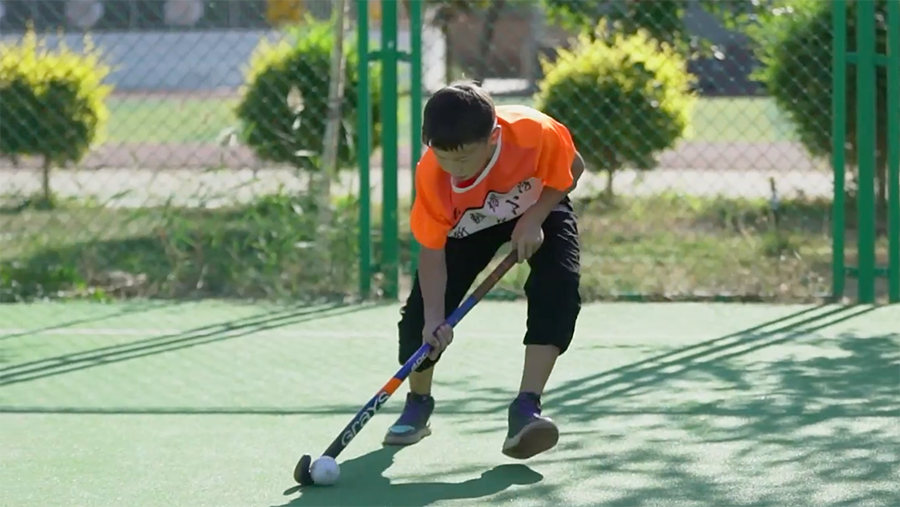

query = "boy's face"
[432, 128, 500, 180]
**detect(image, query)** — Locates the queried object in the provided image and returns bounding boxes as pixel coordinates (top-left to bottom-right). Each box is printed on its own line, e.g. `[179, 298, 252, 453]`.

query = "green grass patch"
[0, 193, 362, 302]
[685, 96, 795, 142]
[3, 191, 888, 304]
[106, 96, 239, 144]
[570, 194, 836, 301]
[101, 95, 794, 145]
[486, 193, 891, 302]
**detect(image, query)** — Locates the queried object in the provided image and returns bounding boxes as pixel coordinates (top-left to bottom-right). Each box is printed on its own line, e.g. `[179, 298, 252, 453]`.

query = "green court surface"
[105, 96, 794, 145]
[1, 302, 898, 507]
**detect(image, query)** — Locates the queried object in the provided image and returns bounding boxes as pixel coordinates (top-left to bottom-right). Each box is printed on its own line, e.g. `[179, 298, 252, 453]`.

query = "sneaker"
[501, 392, 559, 459]
[383, 392, 434, 446]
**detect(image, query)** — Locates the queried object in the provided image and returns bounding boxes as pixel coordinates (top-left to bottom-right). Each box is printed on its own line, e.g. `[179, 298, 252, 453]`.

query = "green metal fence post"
[832, 0, 848, 302]
[855, 0, 877, 304]
[409, 0, 423, 276]
[887, 0, 900, 303]
[381, 0, 400, 299]
[357, 0, 372, 298]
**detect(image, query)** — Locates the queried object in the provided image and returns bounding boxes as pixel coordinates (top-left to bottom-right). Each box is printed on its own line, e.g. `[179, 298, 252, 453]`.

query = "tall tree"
[542, 0, 782, 56]
[401, 0, 499, 83]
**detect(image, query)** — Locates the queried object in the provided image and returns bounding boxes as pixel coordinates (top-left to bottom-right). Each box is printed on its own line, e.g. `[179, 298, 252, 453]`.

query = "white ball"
[309, 456, 340, 486]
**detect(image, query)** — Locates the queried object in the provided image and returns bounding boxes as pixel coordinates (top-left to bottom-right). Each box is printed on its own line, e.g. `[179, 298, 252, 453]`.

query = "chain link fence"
[0, 0, 893, 303]
[1, 1, 366, 301]
[425, 2, 833, 301]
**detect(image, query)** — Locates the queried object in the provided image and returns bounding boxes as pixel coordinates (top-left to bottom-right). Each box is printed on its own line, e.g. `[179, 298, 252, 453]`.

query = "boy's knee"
[523, 274, 581, 354]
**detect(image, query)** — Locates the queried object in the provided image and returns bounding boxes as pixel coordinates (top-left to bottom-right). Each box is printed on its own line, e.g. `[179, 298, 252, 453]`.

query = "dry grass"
[0, 192, 891, 303]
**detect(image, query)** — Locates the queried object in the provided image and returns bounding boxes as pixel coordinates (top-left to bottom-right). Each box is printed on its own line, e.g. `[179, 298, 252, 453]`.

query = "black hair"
[422, 80, 496, 151]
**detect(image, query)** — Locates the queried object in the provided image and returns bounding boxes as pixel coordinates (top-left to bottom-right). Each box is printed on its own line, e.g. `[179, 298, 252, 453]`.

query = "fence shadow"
[0, 302, 381, 387]
[447, 305, 897, 506]
[433, 305, 876, 416]
[548, 305, 879, 420]
[0, 304, 859, 416]
[1, 303, 894, 505]
[0, 300, 177, 342]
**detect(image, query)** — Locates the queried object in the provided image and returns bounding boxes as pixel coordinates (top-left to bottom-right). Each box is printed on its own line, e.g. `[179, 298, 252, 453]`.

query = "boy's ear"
[489, 125, 501, 143]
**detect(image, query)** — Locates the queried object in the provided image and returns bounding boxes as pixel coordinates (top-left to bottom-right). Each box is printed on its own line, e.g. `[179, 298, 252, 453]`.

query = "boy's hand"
[510, 215, 544, 262]
[423, 318, 453, 360]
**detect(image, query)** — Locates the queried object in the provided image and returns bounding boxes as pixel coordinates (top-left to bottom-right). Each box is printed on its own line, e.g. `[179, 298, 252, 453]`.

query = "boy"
[383, 81, 585, 460]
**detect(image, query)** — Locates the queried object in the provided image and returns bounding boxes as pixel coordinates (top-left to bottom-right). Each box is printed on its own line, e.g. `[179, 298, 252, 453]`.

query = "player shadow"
[275, 446, 544, 507]
[0, 301, 380, 387]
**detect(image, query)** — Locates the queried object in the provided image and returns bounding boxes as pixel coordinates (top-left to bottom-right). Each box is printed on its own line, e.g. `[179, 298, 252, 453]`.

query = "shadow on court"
[0, 300, 177, 342]
[0, 302, 381, 387]
[275, 446, 544, 507]
[0, 405, 373, 415]
[267, 304, 896, 506]
[549, 304, 881, 420]
[437, 304, 881, 417]
[2, 304, 878, 419]
[449, 304, 899, 506]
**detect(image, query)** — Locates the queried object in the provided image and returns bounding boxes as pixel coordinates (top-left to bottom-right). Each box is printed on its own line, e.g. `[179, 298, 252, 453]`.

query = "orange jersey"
[410, 105, 577, 249]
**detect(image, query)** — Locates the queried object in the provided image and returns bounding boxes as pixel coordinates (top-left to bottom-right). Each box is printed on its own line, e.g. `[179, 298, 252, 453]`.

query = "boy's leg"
[384, 229, 506, 446]
[502, 199, 581, 459]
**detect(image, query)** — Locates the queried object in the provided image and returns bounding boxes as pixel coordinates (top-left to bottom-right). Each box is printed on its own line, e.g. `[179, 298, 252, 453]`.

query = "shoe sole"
[383, 426, 432, 446]
[501, 418, 559, 459]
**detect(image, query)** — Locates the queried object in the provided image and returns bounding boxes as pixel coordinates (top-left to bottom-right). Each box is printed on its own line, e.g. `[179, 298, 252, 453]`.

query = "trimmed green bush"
[534, 25, 697, 196]
[750, 0, 890, 204]
[0, 26, 112, 206]
[235, 17, 381, 170]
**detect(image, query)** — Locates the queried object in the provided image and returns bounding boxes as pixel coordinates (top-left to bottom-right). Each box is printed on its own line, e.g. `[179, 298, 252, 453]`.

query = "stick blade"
[294, 454, 314, 486]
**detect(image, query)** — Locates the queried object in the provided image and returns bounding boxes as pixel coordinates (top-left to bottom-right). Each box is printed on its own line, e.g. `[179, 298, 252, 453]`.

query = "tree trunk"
[442, 23, 453, 83]
[41, 157, 52, 206]
[875, 153, 888, 237]
[314, 0, 350, 230]
[473, 0, 505, 81]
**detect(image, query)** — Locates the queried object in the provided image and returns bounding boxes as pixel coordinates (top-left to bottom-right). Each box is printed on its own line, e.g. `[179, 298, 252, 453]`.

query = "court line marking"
[0, 327, 520, 339]
[0, 327, 666, 341]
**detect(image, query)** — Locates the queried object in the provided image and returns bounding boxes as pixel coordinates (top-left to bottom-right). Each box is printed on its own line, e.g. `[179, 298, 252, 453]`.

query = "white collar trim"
[451, 131, 502, 193]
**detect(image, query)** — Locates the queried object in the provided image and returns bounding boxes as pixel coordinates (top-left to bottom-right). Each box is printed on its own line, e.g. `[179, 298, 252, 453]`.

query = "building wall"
[0, 0, 762, 96]
[0, 26, 447, 93]
[444, 1, 763, 96]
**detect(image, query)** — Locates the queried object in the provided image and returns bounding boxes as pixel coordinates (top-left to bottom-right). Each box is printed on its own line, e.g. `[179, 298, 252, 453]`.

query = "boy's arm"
[522, 150, 584, 223]
[417, 246, 448, 324]
[568, 150, 586, 192]
[520, 120, 584, 225]
[412, 196, 454, 356]
[410, 157, 453, 324]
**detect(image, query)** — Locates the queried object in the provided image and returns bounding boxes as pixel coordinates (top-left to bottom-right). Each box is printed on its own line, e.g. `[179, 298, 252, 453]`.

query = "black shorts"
[397, 197, 582, 371]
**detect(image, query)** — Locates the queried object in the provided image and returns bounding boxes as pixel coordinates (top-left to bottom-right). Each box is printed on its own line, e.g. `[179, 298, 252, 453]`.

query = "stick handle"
[442, 250, 518, 329]
[322, 250, 518, 458]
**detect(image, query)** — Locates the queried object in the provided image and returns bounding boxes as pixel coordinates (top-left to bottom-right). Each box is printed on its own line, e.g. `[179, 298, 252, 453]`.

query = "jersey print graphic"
[448, 177, 542, 239]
